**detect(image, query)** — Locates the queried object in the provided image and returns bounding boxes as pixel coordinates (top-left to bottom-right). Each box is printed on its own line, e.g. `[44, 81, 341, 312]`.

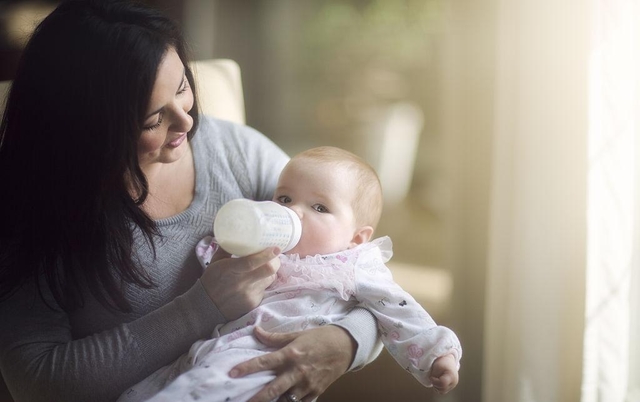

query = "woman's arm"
[0, 234, 284, 402]
[0, 280, 223, 402]
[332, 307, 384, 370]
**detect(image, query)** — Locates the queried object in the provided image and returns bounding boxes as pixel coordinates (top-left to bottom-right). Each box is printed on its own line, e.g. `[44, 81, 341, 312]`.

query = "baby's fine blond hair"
[291, 146, 383, 230]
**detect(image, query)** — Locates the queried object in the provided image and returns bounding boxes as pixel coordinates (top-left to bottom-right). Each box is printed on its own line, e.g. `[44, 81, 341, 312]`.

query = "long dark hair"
[0, 0, 199, 312]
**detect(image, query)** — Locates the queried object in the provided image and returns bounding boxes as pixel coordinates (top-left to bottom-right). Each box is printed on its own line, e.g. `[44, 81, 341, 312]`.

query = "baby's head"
[273, 146, 383, 257]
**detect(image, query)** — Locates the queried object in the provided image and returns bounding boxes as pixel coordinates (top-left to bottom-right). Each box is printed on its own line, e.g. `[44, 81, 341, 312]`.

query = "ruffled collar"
[266, 237, 393, 300]
[280, 236, 393, 266]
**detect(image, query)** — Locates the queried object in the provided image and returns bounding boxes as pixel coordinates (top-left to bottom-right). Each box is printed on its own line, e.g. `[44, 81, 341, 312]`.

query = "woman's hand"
[200, 247, 281, 320]
[230, 325, 357, 402]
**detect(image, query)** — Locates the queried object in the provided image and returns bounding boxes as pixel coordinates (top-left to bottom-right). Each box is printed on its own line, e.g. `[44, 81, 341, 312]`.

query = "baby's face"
[273, 159, 359, 257]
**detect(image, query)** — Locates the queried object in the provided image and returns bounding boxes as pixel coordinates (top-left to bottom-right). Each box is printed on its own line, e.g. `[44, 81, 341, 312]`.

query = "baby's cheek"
[305, 227, 341, 255]
[287, 224, 318, 256]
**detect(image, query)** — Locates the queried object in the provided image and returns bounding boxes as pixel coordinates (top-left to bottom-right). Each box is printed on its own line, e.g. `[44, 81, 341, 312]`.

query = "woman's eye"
[277, 195, 291, 204]
[143, 113, 164, 131]
[178, 77, 190, 94]
[313, 204, 329, 213]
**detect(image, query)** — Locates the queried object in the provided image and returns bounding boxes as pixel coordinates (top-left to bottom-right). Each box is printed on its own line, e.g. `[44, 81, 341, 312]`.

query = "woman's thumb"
[253, 325, 297, 347]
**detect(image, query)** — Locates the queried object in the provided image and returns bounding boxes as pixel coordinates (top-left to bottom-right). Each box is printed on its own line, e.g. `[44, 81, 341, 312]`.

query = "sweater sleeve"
[330, 307, 384, 371]
[0, 280, 225, 402]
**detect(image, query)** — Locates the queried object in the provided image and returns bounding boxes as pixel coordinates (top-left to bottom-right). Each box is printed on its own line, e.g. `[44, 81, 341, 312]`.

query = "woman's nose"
[169, 107, 193, 133]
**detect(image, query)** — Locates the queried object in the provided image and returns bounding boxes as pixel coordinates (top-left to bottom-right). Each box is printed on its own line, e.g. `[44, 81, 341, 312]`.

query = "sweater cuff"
[178, 280, 226, 338]
[332, 307, 383, 371]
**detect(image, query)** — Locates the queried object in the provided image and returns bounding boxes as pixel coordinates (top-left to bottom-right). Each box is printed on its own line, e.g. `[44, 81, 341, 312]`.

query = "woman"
[0, 1, 380, 401]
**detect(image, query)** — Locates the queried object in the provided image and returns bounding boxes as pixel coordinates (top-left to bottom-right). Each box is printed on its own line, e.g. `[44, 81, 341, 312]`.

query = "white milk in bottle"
[213, 199, 301, 256]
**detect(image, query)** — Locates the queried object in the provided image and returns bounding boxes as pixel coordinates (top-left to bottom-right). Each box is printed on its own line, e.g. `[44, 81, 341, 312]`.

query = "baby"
[119, 146, 462, 402]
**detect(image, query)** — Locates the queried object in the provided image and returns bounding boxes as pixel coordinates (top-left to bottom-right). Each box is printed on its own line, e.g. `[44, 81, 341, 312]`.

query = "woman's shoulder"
[195, 116, 264, 145]
[196, 115, 241, 132]
[194, 116, 283, 161]
[191, 115, 289, 200]
[193, 115, 286, 164]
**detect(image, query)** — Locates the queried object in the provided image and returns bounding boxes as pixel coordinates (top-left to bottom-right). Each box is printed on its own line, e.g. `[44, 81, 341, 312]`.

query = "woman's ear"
[349, 226, 374, 248]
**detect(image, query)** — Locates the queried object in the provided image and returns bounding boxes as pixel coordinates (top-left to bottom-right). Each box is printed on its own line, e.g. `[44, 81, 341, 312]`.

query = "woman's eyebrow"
[144, 68, 187, 119]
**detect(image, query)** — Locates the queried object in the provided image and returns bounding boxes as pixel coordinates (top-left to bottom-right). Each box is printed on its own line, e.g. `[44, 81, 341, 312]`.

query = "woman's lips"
[167, 132, 187, 148]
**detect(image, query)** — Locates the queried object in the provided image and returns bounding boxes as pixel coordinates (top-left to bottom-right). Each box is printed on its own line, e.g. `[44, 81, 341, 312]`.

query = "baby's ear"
[349, 226, 374, 248]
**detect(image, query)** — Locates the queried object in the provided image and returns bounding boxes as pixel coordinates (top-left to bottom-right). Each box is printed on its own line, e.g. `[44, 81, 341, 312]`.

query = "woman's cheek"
[138, 132, 165, 155]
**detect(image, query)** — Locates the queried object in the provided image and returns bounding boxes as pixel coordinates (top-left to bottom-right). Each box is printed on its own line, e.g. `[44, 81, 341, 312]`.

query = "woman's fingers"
[244, 358, 320, 402]
[247, 368, 301, 402]
[234, 247, 282, 272]
[233, 326, 355, 402]
[254, 254, 281, 282]
[209, 247, 231, 264]
[200, 247, 281, 320]
[230, 328, 293, 378]
[231, 329, 307, 402]
[254, 326, 296, 348]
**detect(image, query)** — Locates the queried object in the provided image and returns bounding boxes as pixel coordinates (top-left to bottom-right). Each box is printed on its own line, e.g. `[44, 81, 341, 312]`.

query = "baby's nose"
[287, 204, 303, 219]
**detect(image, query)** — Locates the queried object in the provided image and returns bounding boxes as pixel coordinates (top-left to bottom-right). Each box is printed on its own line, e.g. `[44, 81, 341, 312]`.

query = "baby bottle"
[213, 199, 302, 257]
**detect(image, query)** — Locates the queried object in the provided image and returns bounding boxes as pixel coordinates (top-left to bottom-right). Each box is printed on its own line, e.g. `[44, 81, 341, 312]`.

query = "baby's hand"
[429, 354, 459, 394]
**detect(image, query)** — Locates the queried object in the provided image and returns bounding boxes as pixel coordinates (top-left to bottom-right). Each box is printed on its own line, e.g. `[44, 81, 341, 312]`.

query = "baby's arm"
[354, 249, 462, 390]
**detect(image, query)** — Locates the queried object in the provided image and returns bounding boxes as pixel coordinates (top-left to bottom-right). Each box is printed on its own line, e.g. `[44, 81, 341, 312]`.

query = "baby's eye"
[313, 204, 329, 213]
[276, 195, 291, 204]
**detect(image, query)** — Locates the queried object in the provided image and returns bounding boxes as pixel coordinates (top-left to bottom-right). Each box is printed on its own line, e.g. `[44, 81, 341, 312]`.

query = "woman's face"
[273, 158, 361, 257]
[138, 48, 194, 169]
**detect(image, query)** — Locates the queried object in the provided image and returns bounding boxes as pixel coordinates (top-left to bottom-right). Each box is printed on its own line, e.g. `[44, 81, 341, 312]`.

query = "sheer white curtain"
[481, 0, 640, 401]
[582, 0, 640, 400]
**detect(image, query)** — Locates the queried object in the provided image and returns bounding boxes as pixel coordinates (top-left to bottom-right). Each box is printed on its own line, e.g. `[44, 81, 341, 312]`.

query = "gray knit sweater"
[0, 117, 379, 402]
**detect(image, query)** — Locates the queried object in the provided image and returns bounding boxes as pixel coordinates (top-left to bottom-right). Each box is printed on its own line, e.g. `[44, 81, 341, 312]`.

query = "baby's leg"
[144, 347, 275, 402]
[117, 351, 195, 402]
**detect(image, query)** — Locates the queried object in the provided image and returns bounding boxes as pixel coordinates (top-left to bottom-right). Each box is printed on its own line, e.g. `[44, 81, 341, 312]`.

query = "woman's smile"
[168, 132, 187, 148]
